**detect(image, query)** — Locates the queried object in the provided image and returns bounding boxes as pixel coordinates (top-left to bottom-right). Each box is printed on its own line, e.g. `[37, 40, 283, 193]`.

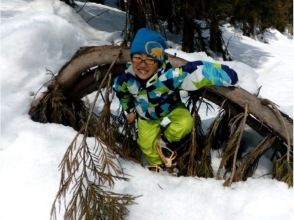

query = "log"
[56, 46, 130, 91]
[52, 45, 293, 147]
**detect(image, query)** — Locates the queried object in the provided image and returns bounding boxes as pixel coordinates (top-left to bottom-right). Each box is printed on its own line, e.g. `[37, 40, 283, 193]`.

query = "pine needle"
[50, 50, 137, 220]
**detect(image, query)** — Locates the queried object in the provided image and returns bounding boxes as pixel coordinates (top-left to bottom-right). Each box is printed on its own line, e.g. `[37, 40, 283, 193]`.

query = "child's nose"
[138, 60, 148, 66]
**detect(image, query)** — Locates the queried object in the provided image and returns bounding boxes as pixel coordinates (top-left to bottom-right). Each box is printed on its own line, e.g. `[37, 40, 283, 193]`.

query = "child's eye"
[145, 59, 156, 65]
[132, 56, 142, 62]
[131, 56, 156, 65]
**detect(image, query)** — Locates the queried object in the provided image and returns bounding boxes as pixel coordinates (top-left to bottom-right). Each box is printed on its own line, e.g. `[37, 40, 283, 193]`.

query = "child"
[113, 28, 238, 171]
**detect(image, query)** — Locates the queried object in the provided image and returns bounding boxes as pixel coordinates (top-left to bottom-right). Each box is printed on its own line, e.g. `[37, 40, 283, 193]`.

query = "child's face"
[131, 54, 159, 80]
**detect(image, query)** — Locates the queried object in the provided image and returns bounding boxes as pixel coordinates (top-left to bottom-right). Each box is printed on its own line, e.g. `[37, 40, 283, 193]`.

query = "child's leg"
[164, 105, 193, 143]
[137, 118, 162, 165]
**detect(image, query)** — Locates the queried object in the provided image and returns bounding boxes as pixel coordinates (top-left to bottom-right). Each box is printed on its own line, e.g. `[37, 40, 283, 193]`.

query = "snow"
[0, 1, 293, 220]
[222, 25, 294, 113]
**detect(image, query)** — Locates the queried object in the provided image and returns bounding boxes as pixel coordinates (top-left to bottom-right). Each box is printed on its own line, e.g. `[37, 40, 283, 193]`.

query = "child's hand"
[126, 112, 137, 124]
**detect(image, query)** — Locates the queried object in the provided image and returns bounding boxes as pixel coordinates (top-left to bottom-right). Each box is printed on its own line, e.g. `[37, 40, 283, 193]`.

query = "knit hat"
[130, 28, 167, 62]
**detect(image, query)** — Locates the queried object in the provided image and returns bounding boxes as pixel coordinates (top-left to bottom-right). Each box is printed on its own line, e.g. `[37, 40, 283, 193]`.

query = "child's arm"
[113, 74, 135, 113]
[179, 61, 238, 91]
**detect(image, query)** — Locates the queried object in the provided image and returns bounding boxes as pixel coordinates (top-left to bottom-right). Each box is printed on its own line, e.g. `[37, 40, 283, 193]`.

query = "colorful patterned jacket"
[113, 60, 238, 120]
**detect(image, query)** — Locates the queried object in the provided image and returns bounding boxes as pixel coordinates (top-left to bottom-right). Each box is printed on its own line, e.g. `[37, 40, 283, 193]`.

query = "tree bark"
[31, 45, 293, 148]
[128, 0, 146, 35]
[182, 0, 195, 52]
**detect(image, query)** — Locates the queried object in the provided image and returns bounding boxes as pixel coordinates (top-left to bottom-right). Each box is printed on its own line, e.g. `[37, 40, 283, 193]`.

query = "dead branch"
[29, 45, 293, 189]
[49, 45, 292, 148]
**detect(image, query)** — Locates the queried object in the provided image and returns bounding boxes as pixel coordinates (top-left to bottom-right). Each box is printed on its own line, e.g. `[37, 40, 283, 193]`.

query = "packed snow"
[0, 0, 293, 220]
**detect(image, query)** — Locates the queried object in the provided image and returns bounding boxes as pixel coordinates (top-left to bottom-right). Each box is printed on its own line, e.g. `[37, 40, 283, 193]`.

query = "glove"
[182, 61, 203, 73]
[221, 65, 238, 85]
[202, 62, 238, 86]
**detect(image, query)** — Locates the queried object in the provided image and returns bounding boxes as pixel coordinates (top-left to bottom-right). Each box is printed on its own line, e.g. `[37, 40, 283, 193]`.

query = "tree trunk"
[29, 45, 293, 186]
[128, 0, 146, 36]
[182, 0, 195, 52]
[30, 45, 293, 147]
[209, 16, 222, 55]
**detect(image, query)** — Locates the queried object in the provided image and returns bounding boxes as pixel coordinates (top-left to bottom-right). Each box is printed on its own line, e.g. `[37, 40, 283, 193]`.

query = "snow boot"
[156, 137, 177, 168]
[146, 164, 179, 176]
[146, 165, 164, 173]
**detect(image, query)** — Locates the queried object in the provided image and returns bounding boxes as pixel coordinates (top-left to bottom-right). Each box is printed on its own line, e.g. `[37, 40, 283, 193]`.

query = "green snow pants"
[137, 104, 193, 165]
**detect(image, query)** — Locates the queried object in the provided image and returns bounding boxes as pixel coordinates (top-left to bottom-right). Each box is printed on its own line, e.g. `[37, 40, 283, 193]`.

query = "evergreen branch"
[50, 50, 136, 220]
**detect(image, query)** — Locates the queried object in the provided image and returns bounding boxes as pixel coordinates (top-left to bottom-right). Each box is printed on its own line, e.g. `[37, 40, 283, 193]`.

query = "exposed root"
[29, 81, 97, 135]
[25, 45, 294, 220]
[223, 104, 248, 186]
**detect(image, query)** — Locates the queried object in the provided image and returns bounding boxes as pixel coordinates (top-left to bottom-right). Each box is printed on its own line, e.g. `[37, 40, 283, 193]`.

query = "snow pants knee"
[137, 105, 193, 165]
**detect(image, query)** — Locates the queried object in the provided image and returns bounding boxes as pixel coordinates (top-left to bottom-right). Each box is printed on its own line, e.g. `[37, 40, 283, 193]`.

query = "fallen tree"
[29, 45, 293, 220]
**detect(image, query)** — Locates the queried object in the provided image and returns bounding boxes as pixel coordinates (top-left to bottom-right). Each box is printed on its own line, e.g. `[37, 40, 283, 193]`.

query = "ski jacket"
[113, 60, 238, 120]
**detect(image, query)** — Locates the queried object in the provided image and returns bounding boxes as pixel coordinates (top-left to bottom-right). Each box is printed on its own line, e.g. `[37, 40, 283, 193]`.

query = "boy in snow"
[113, 28, 238, 172]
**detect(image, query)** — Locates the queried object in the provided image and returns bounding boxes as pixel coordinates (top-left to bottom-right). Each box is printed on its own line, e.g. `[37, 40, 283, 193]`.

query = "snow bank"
[0, 1, 293, 220]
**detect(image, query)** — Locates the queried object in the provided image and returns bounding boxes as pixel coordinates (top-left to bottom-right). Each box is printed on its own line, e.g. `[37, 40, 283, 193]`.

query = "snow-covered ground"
[0, 1, 293, 220]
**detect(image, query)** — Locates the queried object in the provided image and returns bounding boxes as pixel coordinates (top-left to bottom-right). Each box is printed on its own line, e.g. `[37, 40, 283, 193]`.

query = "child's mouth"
[138, 69, 148, 75]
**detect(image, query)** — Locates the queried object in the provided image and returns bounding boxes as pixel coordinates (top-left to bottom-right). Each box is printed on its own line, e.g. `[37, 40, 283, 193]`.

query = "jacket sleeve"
[180, 61, 239, 91]
[113, 74, 135, 113]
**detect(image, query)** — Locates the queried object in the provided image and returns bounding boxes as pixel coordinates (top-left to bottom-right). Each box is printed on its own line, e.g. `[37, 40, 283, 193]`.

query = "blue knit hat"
[130, 28, 167, 62]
